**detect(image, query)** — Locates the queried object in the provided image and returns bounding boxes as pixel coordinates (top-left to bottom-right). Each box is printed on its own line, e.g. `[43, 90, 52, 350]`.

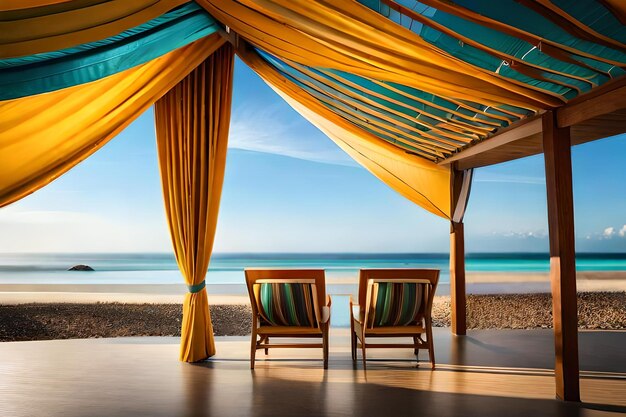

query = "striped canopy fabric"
[256, 50, 510, 162]
[1, 0, 624, 217]
[256, 282, 318, 327]
[249, 0, 626, 163]
[0, 2, 218, 100]
[369, 282, 425, 327]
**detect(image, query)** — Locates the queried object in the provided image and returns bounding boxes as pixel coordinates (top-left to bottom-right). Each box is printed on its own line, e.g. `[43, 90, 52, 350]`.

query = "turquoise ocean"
[1, 253, 626, 285]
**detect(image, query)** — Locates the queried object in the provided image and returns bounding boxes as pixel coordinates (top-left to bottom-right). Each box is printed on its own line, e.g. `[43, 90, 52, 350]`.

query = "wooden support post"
[450, 167, 467, 335]
[450, 221, 466, 335]
[542, 111, 580, 402]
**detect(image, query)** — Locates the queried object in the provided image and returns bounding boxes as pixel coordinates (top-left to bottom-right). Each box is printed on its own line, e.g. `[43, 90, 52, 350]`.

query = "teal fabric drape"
[0, 2, 218, 100]
[422, 0, 626, 65]
[359, 0, 625, 100]
[256, 49, 522, 162]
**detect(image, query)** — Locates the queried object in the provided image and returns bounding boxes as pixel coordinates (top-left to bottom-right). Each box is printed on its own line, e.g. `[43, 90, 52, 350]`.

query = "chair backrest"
[359, 269, 439, 328]
[245, 269, 326, 328]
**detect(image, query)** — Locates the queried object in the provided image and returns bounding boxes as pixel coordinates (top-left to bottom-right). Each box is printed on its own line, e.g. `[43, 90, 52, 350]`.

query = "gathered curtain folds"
[239, 49, 451, 219]
[0, 0, 190, 58]
[0, 34, 226, 207]
[154, 43, 235, 362]
[197, 0, 563, 111]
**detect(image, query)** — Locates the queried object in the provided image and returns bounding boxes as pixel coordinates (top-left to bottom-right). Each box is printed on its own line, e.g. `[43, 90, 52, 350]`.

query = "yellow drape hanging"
[198, 0, 562, 110]
[238, 48, 452, 219]
[0, 34, 226, 207]
[154, 43, 235, 362]
[0, 0, 188, 58]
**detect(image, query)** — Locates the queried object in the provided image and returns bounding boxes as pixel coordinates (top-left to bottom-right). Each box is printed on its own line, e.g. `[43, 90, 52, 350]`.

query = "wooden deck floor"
[0, 328, 624, 417]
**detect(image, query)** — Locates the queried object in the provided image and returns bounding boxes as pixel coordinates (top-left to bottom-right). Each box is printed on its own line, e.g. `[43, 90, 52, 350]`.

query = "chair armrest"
[352, 305, 361, 321]
[317, 295, 332, 324]
[321, 306, 330, 324]
[349, 295, 359, 320]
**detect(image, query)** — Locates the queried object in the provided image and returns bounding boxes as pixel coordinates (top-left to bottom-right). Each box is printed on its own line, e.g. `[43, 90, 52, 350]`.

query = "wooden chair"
[350, 268, 439, 369]
[245, 269, 332, 369]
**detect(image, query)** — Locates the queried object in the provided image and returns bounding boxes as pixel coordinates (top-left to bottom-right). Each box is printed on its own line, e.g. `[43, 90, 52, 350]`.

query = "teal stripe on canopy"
[257, 51, 523, 130]
[0, 2, 219, 100]
[256, 49, 532, 161]
[429, 0, 626, 64]
[549, 0, 626, 45]
[259, 51, 443, 159]
[318, 67, 526, 127]
[359, 0, 626, 103]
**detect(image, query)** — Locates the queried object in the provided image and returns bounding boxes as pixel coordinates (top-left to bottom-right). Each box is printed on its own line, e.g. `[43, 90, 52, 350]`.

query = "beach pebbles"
[0, 303, 251, 342]
[0, 292, 624, 341]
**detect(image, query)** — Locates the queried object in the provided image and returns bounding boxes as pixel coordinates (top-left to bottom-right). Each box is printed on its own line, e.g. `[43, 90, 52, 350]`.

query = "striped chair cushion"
[370, 282, 425, 327]
[257, 283, 317, 327]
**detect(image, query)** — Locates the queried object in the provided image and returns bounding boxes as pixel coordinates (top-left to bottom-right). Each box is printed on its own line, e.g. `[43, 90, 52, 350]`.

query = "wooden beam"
[557, 85, 626, 128]
[440, 116, 544, 170]
[217, 26, 240, 47]
[542, 111, 580, 402]
[450, 167, 467, 336]
[557, 75, 626, 117]
[450, 222, 466, 335]
[441, 115, 542, 165]
[439, 76, 626, 170]
[571, 109, 626, 146]
[450, 222, 467, 335]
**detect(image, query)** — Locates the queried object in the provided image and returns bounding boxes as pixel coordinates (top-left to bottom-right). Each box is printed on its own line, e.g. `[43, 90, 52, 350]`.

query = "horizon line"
[2, 251, 626, 256]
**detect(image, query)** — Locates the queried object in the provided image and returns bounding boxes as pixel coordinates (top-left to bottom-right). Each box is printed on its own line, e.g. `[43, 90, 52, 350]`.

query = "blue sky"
[0, 57, 625, 253]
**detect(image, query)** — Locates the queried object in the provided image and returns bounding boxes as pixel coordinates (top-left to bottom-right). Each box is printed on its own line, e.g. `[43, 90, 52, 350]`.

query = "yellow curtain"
[0, 34, 226, 207]
[198, 0, 562, 110]
[238, 48, 452, 219]
[154, 43, 235, 362]
[0, 0, 188, 58]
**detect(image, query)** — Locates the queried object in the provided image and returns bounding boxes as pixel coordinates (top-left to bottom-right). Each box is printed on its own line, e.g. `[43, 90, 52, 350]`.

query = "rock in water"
[68, 264, 94, 271]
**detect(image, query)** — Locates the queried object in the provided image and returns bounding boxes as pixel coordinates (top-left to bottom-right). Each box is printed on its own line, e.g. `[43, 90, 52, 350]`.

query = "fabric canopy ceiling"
[200, 0, 625, 163]
[1, 0, 624, 215]
[0, 2, 218, 99]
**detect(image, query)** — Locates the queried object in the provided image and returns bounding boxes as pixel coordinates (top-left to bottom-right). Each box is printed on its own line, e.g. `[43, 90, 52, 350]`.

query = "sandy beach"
[0, 271, 624, 305]
[0, 271, 625, 341]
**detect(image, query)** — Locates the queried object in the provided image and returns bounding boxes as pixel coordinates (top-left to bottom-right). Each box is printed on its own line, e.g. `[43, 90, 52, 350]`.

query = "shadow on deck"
[0, 328, 624, 416]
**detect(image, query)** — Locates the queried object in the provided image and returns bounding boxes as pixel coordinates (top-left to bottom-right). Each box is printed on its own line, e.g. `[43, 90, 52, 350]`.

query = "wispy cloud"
[228, 102, 355, 167]
[603, 226, 615, 238]
[490, 229, 547, 239]
[585, 225, 626, 240]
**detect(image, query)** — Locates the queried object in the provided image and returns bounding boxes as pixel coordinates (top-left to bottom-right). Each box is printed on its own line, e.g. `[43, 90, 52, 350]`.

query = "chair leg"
[427, 326, 435, 370]
[360, 332, 367, 370]
[413, 336, 419, 356]
[250, 330, 257, 370]
[264, 336, 269, 355]
[322, 323, 329, 369]
[350, 328, 357, 363]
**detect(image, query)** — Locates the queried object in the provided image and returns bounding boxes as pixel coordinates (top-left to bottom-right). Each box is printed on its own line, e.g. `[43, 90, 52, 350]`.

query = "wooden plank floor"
[0, 328, 624, 417]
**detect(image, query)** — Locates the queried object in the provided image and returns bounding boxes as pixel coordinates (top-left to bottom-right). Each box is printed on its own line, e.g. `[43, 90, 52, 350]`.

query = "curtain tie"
[187, 280, 206, 293]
